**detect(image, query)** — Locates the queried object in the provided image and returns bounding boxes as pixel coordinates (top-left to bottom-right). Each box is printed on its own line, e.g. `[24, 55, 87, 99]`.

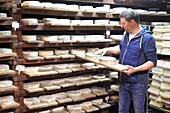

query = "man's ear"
[130, 19, 135, 24]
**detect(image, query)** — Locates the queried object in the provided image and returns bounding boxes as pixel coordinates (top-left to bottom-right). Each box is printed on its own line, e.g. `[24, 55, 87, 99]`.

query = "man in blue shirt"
[95, 8, 157, 113]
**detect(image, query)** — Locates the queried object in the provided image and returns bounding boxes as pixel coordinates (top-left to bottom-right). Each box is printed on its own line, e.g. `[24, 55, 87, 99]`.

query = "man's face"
[120, 17, 133, 33]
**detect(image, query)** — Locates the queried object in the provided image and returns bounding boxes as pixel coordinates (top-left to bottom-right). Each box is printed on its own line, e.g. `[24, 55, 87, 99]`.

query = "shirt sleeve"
[143, 34, 157, 67]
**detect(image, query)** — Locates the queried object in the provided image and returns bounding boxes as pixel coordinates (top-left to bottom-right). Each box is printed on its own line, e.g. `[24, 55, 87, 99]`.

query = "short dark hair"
[119, 8, 140, 23]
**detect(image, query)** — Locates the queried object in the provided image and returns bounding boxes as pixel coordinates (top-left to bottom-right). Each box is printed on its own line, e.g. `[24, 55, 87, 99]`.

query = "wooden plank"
[76, 55, 128, 72]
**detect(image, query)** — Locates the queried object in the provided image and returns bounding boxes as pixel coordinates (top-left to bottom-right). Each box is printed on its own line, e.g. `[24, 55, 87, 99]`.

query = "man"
[95, 9, 157, 113]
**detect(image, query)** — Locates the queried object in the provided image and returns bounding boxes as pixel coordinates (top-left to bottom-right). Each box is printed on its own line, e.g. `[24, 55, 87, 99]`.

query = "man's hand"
[122, 65, 137, 75]
[95, 48, 107, 56]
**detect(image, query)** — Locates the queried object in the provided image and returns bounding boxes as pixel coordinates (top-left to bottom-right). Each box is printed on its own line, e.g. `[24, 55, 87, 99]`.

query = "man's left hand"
[122, 65, 136, 75]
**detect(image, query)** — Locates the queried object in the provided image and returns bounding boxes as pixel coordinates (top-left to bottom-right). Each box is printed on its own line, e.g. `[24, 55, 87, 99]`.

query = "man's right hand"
[94, 48, 107, 56]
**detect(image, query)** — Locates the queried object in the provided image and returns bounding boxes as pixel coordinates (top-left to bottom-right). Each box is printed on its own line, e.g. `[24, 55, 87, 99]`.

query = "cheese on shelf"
[39, 50, 54, 57]
[99, 56, 116, 65]
[22, 35, 37, 41]
[41, 36, 58, 41]
[0, 31, 11, 36]
[0, 80, 13, 88]
[0, 13, 7, 17]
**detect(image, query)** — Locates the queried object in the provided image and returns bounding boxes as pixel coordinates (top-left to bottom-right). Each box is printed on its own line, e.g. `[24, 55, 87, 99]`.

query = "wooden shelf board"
[20, 41, 115, 48]
[22, 58, 77, 65]
[21, 8, 107, 18]
[21, 25, 120, 31]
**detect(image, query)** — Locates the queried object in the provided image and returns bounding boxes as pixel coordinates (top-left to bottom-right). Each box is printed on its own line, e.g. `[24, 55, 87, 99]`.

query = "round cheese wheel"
[24, 97, 41, 106]
[0, 80, 13, 88]
[39, 95, 56, 103]
[99, 56, 116, 65]
[23, 51, 38, 57]
[51, 106, 65, 113]
[22, 18, 38, 24]
[67, 91, 82, 97]
[24, 82, 40, 89]
[80, 102, 92, 108]
[0, 64, 9, 70]
[0, 48, 12, 53]
[39, 50, 54, 56]
[52, 92, 67, 99]
[0, 31, 11, 36]
[92, 99, 103, 105]
[67, 105, 82, 112]
[42, 36, 57, 41]
[0, 13, 7, 17]
[22, 35, 37, 41]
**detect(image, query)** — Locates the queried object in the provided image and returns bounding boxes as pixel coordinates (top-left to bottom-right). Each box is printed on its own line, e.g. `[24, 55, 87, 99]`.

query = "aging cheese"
[0, 13, 7, 17]
[23, 51, 38, 57]
[0, 30, 11, 36]
[0, 80, 13, 88]
[0, 64, 9, 71]
[41, 36, 58, 41]
[51, 106, 65, 113]
[22, 35, 37, 41]
[22, 18, 38, 25]
[39, 50, 54, 56]
[99, 56, 117, 65]
[0, 48, 12, 53]
[67, 104, 82, 112]
[24, 97, 41, 106]
[39, 95, 56, 103]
